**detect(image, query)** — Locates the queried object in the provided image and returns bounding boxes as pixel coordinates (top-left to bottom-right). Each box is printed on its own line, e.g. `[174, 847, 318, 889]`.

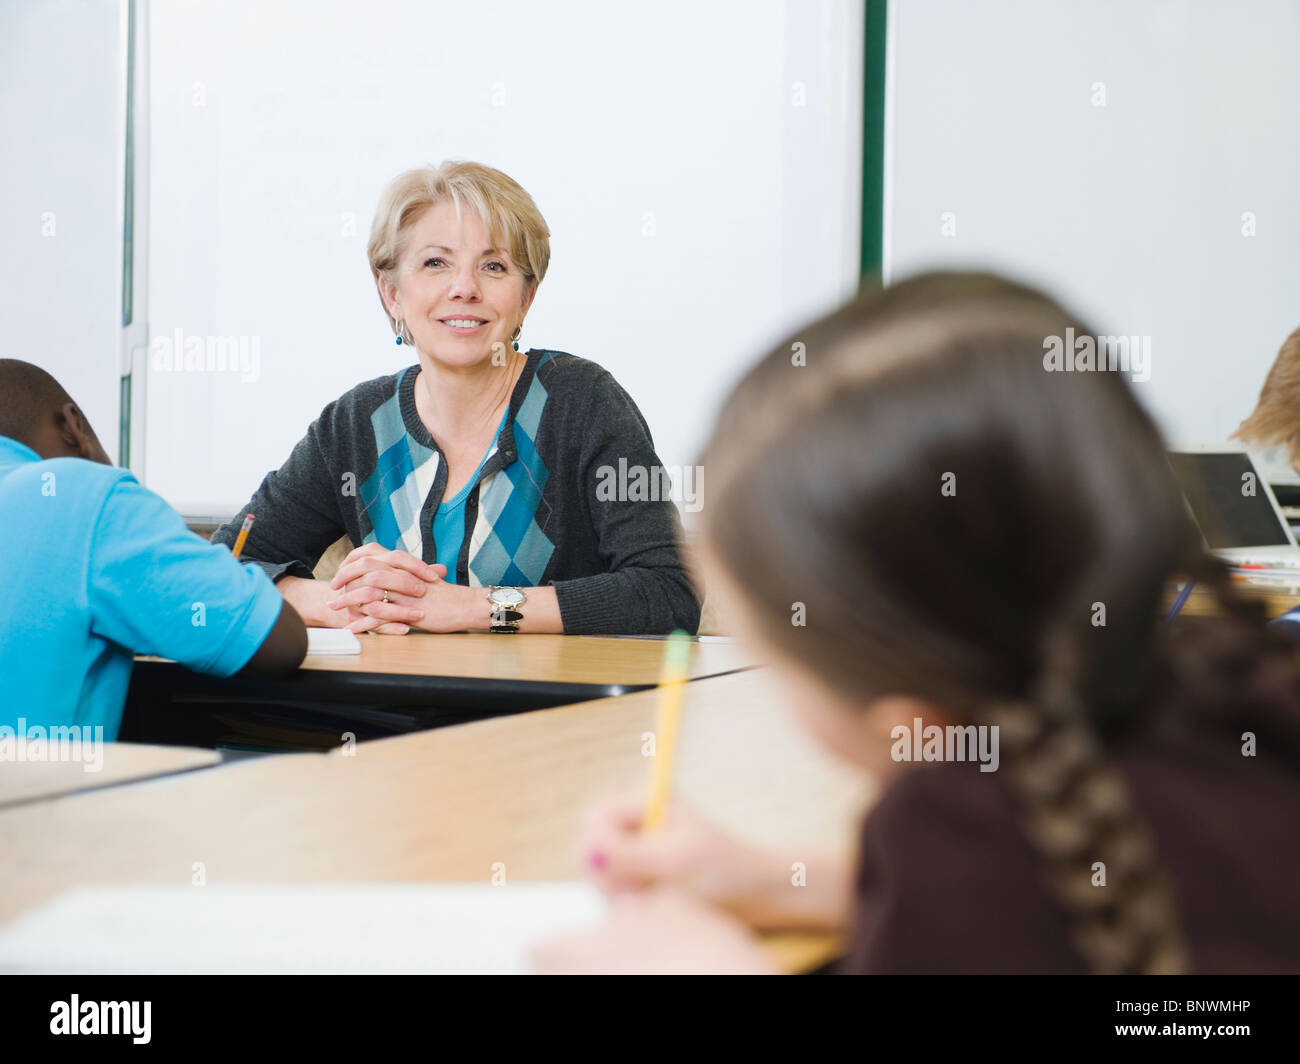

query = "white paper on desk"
[306, 628, 362, 654]
[0, 883, 605, 974]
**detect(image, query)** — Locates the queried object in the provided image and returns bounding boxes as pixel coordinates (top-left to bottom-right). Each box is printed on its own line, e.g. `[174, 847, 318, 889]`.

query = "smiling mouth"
[439, 318, 488, 330]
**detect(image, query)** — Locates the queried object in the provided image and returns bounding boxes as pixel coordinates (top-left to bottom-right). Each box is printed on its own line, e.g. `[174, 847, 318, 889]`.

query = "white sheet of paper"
[0, 883, 605, 974]
[306, 628, 362, 655]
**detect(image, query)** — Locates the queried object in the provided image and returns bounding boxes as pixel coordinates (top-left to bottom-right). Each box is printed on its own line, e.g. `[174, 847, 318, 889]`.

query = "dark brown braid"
[985, 671, 1190, 975]
[981, 536, 1300, 974]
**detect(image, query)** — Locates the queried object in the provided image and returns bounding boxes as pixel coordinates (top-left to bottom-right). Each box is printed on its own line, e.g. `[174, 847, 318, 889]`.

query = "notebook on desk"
[306, 628, 362, 655]
[0, 883, 604, 974]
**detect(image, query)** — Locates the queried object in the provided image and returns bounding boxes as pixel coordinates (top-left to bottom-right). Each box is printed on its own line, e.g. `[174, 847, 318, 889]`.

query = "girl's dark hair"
[701, 272, 1300, 974]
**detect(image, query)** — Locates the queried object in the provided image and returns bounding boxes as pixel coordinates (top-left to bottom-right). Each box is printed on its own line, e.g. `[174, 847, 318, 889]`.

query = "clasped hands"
[326, 543, 476, 634]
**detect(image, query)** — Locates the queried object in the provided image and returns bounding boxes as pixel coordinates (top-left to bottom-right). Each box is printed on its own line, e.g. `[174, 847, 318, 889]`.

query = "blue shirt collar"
[0, 435, 42, 464]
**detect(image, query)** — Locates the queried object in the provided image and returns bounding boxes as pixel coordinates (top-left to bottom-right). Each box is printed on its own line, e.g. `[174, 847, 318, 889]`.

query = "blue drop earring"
[395, 319, 412, 346]
[511, 325, 521, 352]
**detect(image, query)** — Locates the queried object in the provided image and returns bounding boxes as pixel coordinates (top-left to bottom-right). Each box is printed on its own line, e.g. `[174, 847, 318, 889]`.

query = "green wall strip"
[861, 0, 887, 286]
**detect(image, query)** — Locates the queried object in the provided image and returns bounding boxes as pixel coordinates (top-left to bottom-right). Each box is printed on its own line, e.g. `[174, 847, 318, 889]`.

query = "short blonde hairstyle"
[1234, 326, 1300, 470]
[367, 161, 550, 334]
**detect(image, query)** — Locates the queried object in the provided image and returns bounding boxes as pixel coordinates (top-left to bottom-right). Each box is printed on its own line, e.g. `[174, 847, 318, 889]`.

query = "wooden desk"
[123, 633, 757, 751]
[296, 632, 749, 682]
[0, 744, 220, 810]
[3, 669, 870, 971]
[1167, 581, 1299, 619]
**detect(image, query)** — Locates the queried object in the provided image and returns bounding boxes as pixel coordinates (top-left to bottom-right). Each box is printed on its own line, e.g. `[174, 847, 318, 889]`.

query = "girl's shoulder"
[848, 669, 1300, 973]
[848, 760, 1084, 974]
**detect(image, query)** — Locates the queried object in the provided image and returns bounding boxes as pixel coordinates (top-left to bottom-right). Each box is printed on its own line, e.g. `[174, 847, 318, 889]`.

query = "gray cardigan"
[211, 349, 700, 635]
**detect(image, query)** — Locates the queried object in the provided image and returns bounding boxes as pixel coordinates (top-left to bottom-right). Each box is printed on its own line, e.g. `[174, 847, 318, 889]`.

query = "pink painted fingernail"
[586, 850, 607, 870]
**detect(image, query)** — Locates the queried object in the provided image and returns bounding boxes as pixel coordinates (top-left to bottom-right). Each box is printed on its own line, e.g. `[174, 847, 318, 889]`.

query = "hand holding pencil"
[572, 632, 791, 920]
[534, 636, 780, 972]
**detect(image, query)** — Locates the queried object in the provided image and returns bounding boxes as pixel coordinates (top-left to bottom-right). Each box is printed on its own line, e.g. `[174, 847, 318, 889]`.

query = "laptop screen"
[1167, 451, 1292, 549]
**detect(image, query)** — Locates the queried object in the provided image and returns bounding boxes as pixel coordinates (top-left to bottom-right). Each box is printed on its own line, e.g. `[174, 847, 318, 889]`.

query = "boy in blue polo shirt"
[0, 359, 306, 740]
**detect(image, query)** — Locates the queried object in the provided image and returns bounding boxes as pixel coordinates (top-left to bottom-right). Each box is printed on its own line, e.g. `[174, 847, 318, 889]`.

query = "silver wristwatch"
[487, 586, 527, 633]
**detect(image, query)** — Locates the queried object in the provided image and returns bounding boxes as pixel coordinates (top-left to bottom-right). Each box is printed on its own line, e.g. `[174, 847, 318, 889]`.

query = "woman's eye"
[485, 261, 506, 273]
[424, 257, 445, 268]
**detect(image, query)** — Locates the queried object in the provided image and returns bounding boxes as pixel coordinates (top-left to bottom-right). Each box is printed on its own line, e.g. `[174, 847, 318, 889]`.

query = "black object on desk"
[121, 661, 650, 753]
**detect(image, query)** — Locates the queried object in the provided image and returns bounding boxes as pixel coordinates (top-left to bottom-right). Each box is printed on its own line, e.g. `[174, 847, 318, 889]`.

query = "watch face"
[490, 587, 526, 606]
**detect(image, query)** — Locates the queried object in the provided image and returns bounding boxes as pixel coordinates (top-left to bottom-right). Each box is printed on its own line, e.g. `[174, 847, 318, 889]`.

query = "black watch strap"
[490, 607, 523, 633]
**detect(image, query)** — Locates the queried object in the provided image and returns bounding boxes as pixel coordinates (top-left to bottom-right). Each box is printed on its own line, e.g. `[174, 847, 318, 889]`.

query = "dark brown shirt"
[843, 701, 1300, 974]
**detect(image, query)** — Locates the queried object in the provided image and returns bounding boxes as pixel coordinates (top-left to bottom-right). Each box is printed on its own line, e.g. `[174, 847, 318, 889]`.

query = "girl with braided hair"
[534, 272, 1300, 975]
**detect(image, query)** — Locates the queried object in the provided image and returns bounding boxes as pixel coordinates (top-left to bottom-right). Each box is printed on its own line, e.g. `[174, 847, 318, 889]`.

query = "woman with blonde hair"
[214, 161, 698, 636]
[1234, 326, 1300, 486]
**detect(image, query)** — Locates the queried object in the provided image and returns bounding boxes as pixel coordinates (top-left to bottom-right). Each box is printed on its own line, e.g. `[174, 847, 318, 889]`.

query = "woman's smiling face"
[383, 200, 535, 368]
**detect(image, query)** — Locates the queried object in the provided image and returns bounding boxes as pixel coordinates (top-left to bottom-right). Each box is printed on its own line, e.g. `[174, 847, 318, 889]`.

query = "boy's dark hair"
[0, 359, 75, 446]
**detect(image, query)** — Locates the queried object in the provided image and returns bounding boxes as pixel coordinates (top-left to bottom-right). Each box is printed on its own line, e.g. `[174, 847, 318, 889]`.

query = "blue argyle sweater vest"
[360, 356, 556, 587]
[212, 348, 701, 635]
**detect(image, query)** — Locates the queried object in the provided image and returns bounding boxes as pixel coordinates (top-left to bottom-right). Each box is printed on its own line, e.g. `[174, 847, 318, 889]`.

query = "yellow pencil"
[231, 513, 255, 559]
[643, 630, 692, 831]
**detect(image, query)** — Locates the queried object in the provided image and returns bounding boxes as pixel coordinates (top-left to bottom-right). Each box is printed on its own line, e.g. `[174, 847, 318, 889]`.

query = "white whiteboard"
[142, 0, 863, 517]
[886, 0, 1300, 447]
[0, 0, 125, 463]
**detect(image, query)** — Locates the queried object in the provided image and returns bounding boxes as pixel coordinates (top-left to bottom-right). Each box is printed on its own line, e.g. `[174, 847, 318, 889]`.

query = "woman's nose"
[447, 265, 481, 300]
